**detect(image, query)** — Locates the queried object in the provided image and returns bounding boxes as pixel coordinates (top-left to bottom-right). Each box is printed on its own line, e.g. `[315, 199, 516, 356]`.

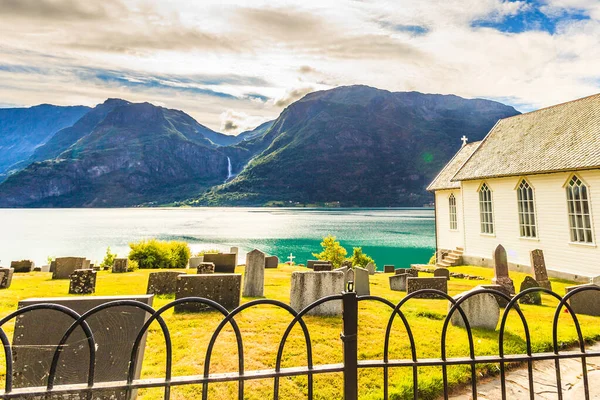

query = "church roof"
[452, 93, 600, 182]
[427, 141, 481, 191]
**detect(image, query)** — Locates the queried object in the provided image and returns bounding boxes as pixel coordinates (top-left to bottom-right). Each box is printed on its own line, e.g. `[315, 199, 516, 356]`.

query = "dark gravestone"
[434, 268, 450, 280]
[519, 276, 542, 305]
[202, 253, 237, 273]
[566, 284, 600, 316]
[112, 258, 128, 273]
[175, 274, 242, 312]
[314, 263, 333, 272]
[389, 274, 408, 291]
[491, 245, 515, 294]
[384, 265, 395, 273]
[406, 277, 448, 299]
[68, 269, 97, 294]
[307, 260, 332, 269]
[11, 260, 34, 273]
[197, 262, 215, 274]
[49, 260, 56, 273]
[405, 268, 419, 278]
[530, 249, 552, 290]
[265, 256, 279, 268]
[146, 271, 184, 295]
[479, 284, 512, 307]
[12, 295, 154, 399]
[53, 257, 88, 279]
[0, 268, 13, 289]
[32, 267, 42, 272]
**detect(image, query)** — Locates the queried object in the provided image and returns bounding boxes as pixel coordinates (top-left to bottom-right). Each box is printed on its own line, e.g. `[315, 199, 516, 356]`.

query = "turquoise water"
[0, 208, 434, 270]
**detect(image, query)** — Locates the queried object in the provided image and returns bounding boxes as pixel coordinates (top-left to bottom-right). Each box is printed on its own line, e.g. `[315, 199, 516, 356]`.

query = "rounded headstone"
[449, 287, 500, 330]
[519, 276, 542, 305]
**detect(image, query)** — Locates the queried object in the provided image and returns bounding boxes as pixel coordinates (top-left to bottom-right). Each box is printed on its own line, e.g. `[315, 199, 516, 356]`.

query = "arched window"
[479, 183, 494, 234]
[566, 175, 594, 243]
[517, 179, 537, 238]
[449, 194, 457, 230]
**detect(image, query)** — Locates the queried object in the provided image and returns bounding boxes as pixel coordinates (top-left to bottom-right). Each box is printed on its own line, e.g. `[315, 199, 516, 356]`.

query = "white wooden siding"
[435, 189, 464, 251]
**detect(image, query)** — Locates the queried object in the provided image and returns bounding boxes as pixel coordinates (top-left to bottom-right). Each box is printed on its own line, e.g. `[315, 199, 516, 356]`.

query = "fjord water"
[0, 208, 434, 270]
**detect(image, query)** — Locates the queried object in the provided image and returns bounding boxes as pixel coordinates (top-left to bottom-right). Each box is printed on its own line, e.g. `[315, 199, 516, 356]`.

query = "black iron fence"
[0, 285, 599, 399]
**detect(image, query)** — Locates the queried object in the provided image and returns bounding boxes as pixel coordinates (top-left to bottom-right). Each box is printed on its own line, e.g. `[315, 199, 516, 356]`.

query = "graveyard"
[0, 261, 598, 399]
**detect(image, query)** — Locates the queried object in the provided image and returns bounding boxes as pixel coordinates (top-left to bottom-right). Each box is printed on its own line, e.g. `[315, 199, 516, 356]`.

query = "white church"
[428, 93, 600, 282]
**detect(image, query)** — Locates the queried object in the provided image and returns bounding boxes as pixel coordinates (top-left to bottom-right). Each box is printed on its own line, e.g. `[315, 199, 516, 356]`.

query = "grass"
[0, 265, 597, 399]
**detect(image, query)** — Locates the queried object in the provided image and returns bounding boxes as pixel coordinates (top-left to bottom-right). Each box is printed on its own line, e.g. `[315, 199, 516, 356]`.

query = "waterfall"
[225, 156, 233, 182]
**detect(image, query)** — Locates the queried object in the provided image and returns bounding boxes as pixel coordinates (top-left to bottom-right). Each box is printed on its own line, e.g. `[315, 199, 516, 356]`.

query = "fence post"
[341, 289, 358, 400]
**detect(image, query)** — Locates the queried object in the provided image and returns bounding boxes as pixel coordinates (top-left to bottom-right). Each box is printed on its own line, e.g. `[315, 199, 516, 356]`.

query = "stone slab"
[307, 260, 332, 269]
[11, 260, 34, 273]
[243, 249, 265, 297]
[13, 295, 154, 399]
[336, 266, 370, 296]
[175, 274, 241, 312]
[146, 271, 185, 295]
[478, 284, 512, 308]
[265, 256, 279, 268]
[449, 287, 500, 330]
[519, 276, 542, 305]
[68, 269, 97, 295]
[492, 245, 515, 294]
[389, 274, 408, 291]
[53, 257, 88, 279]
[530, 249, 552, 290]
[290, 271, 344, 316]
[566, 284, 600, 316]
[188, 256, 204, 269]
[0, 268, 13, 289]
[365, 262, 376, 275]
[314, 264, 333, 272]
[112, 258, 128, 273]
[197, 262, 215, 274]
[384, 265, 395, 273]
[434, 268, 450, 280]
[406, 277, 448, 299]
[202, 253, 237, 273]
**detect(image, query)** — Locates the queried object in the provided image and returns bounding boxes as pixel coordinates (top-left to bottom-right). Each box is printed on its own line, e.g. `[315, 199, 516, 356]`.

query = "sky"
[1, 0, 600, 134]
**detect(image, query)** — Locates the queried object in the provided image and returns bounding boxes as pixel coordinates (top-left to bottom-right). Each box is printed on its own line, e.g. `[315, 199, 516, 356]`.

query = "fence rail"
[0, 285, 599, 399]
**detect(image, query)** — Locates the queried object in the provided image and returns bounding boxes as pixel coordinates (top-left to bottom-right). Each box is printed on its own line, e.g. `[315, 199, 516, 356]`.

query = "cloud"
[220, 109, 273, 135]
[274, 87, 315, 107]
[0, 0, 123, 20]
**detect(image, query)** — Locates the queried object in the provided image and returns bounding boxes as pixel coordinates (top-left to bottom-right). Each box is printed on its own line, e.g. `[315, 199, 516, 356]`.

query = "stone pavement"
[449, 342, 600, 399]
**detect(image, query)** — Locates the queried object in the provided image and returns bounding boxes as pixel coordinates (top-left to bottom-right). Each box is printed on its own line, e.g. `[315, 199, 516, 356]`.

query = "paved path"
[448, 342, 600, 399]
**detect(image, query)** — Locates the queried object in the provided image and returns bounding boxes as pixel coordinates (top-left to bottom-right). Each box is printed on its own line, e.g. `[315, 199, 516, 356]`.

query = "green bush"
[127, 259, 139, 272]
[313, 235, 347, 268]
[428, 252, 437, 265]
[348, 247, 375, 269]
[100, 246, 117, 269]
[195, 249, 221, 257]
[128, 239, 191, 269]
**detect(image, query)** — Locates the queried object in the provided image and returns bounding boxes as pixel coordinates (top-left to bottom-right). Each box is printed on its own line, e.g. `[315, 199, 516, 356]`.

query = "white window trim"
[478, 182, 495, 235]
[515, 177, 539, 239]
[449, 193, 458, 231]
[563, 173, 595, 245]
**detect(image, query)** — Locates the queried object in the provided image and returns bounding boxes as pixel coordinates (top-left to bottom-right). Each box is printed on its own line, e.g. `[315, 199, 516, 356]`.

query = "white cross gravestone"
[287, 253, 296, 265]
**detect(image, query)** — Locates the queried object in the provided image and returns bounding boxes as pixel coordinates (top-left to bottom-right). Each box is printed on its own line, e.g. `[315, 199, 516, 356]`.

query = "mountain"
[0, 102, 229, 207]
[237, 120, 275, 142]
[0, 104, 90, 175]
[193, 85, 520, 207]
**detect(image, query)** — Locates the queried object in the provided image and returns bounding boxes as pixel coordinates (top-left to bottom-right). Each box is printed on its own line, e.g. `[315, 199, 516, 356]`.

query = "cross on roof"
[461, 135, 468, 146]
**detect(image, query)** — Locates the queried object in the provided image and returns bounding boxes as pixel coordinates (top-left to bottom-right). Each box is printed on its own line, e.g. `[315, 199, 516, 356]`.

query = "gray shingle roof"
[453, 93, 600, 181]
[427, 141, 481, 191]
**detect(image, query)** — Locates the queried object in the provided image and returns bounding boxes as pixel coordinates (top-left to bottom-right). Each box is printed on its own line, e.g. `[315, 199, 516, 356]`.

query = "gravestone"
[491, 245, 515, 294]
[434, 268, 450, 280]
[203, 253, 236, 273]
[565, 284, 600, 316]
[519, 276, 542, 305]
[39, 264, 50, 273]
[406, 277, 448, 299]
[314, 263, 333, 271]
[146, 271, 185, 295]
[389, 274, 408, 291]
[307, 260, 332, 269]
[243, 249, 265, 297]
[230, 247, 239, 266]
[197, 262, 215, 274]
[188, 256, 204, 270]
[53, 257, 88, 279]
[32, 267, 42, 272]
[265, 256, 279, 268]
[49, 260, 56, 273]
[530, 249, 552, 290]
[449, 286, 500, 330]
[340, 260, 353, 268]
[384, 265, 395, 273]
[11, 260, 34, 273]
[336, 266, 369, 296]
[69, 269, 97, 295]
[290, 271, 344, 316]
[112, 258, 128, 273]
[12, 294, 154, 399]
[405, 268, 419, 278]
[0, 268, 13, 289]
[479, 284, 512, 307]
[175, 274, 242, 312]
[365, 262, 376, 275]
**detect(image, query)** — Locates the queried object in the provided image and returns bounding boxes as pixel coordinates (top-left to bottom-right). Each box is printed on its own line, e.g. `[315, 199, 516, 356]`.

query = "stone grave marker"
[243, 249, 265, 297]
[519, 276, 542, 305]
[203, 253, 236, 273]
[365, 262, 376, 275]
[307, 260, 332, 269]
[69, 269, 97, 294]
[384, 265, 395, 273]
[389, 274, 408, 291]
[112, 258, 129, 273]
[314, 263, 333, 272]
[290, 271, 344, 316]
[434, 268, 450, 280]
[449, 286, 500, 330]
[565, 284, 600, 316]
[188, 256, 204, 270]
[53, 257, 88, 279]
[406, 277, 448, 299]
[0, 268, 13, 289]
[12, 294, 154, 399]
[265, 256, 279, 268]
[11, 260, 34, 273]
[230, 247, 239, 266]
[530, 249, 552, 290]
[336, 266, 370, 296]
[49, 260, 56, 273]
[40, 264, 51, 273]
[340, 260, 353, 268]
[478, 284, 512, 307]
[32, 267, 42, 272]
[491, 245, 515, 294]
[175, 274, 242, 312]
[146, 271, 184, 295]
[405, 268, 419, 278]
[197, 262, 215, 274]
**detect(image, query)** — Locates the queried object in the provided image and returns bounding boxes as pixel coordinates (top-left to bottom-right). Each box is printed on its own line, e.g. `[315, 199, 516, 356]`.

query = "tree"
[313, 235, 347, 268]
[349, 247, 375, 268]
[100, 246, 117, 269]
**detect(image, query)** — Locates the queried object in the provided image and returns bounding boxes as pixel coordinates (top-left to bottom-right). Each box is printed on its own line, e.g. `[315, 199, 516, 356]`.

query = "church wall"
[435, 189, 464, 252]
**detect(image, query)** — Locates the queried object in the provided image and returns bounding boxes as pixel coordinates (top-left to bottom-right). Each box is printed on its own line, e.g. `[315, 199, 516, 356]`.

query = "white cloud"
[219, 109, 272, 135]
